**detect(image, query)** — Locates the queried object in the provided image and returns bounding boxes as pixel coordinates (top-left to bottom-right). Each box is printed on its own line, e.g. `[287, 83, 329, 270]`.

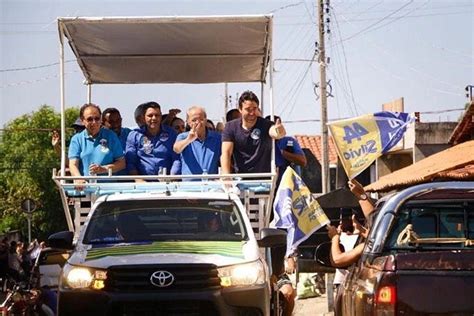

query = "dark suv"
[320, 181, 474, 315]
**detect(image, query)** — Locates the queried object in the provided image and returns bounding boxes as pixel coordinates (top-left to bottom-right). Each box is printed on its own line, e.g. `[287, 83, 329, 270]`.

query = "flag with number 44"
[328, 112, 415, 179]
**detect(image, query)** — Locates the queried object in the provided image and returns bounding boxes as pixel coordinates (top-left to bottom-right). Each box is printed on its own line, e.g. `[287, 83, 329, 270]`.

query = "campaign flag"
[271, 167, 330, 257]
[328, 111, 414, 179]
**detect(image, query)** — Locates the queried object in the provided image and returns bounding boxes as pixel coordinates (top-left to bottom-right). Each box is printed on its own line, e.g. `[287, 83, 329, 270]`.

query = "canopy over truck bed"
[56, 15, 277, 236]
[58, 15, 274, 173]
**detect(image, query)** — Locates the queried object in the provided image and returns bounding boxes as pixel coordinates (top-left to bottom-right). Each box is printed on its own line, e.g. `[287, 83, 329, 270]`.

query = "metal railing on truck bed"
[52, 171, 276, 240]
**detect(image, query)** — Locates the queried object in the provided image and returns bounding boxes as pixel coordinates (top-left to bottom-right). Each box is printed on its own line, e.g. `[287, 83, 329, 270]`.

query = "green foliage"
[0, 105, 79, 240]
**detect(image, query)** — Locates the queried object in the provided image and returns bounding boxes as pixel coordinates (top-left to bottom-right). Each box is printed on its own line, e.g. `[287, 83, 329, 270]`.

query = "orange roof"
[365, 140, 474, 192]
[294, 135, 338, 165]
[449, 101, 474, 144]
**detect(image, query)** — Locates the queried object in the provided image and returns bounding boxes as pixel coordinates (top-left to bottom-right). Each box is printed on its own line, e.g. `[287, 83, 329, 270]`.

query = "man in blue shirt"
[173, 106, 221, 175]
[102, 107, 131, 152]
[126, 101, 179, 178]
[68, 104, 125, 188]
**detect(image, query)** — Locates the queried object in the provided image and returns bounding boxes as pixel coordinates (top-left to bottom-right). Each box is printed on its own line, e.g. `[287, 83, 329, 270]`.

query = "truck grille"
[106, 263, 221, 292]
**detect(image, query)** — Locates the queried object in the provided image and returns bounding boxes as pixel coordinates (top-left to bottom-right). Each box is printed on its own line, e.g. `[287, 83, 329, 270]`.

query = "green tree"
[0, 105, 79, 240]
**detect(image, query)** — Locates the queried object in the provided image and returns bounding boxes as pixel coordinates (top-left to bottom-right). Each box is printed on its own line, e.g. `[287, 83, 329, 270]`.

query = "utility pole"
[318, 0, 330, 194]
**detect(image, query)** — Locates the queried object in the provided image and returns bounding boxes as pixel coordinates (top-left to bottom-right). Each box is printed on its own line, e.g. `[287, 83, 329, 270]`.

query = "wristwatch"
[359, 193, 368, 201]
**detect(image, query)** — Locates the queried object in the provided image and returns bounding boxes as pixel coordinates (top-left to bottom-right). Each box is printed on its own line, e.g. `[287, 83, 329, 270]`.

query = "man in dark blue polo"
[221, 91, 286, 174]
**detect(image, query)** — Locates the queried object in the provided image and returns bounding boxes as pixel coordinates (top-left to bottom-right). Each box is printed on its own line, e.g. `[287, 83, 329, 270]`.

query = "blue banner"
[271, 168, 330, 257]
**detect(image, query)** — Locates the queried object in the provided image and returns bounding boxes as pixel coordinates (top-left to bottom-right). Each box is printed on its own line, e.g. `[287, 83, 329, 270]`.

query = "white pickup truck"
[48, 15, 288, 316]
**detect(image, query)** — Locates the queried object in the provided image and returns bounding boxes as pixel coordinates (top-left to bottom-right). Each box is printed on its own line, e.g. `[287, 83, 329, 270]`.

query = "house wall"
[377, 152, 413, 178]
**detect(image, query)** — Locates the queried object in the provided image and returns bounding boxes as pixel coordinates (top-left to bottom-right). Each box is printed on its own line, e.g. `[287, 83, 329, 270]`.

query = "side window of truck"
[385, 203, 474, 250]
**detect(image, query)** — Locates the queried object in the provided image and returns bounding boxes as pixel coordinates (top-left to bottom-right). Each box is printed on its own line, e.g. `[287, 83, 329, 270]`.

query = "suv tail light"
[374, 276, 396, 316]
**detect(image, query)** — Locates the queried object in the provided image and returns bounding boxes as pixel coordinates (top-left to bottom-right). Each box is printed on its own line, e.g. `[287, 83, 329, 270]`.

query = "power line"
[338, 3, 473, 15]
[330, 7, 360, 115]
[282, 107, 465, 123]
[270, 1, 304, 13]
[354, 0, 431, 37]
[0, 60, 76, 73]
[0, 70, 80, 88]
[275, 10, 473, 25]
[333, 9, 464, 94]
[337, 0, 414, 44]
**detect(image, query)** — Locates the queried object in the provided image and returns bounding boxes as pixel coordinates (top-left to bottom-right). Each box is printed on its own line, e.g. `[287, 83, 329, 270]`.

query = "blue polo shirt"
[118, 127, 132, 152]
[275, 136, 304, 170]
[125, 125, 179, 175]
[115, 127, 132, 175]
[176, 130, 222, 175]
[68, 128, 124, 176]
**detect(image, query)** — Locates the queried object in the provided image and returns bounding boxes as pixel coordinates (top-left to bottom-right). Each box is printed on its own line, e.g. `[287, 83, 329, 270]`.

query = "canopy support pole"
[59, 21, 66, 177]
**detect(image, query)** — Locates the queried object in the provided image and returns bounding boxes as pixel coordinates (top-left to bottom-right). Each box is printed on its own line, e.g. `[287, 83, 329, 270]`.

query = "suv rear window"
[385, 202, 474, 250]
[83, 199, 248, 244]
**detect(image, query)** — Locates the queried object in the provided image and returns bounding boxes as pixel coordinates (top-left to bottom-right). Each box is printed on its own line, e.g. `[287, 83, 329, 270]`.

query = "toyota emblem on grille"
[150, 270, 174, 287]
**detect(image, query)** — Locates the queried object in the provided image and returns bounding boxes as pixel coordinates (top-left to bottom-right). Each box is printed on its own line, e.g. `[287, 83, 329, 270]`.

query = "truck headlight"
[217, 260, 266, 287]
[62, 264, 107, 290]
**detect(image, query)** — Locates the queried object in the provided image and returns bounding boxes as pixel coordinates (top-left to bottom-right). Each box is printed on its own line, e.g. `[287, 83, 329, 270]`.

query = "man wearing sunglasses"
[68, 103, 125, 188]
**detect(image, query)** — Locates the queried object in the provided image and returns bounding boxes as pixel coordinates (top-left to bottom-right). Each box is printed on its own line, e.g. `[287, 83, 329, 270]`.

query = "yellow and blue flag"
[328, 111, 414, 179]
[271, 167, 330, 257]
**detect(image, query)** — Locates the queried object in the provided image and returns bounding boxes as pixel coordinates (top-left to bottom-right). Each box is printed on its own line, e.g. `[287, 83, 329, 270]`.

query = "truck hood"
[68, 240, 259, 268]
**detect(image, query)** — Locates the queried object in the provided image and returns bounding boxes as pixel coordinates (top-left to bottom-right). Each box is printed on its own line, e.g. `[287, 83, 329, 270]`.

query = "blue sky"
[1, 0, 473, 136]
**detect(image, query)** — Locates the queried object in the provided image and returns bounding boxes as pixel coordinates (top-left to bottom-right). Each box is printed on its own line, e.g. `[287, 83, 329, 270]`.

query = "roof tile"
[365, 140, 474, 192]
[294, 135, 338, 165]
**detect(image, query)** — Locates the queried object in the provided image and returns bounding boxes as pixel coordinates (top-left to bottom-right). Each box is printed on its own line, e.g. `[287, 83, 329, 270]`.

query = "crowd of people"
[0, 237, 45, 284]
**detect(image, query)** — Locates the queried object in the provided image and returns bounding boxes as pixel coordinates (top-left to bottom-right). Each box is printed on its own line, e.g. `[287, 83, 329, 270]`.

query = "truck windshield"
[83, 199, 248, 244]
[385, 202, 474, 250]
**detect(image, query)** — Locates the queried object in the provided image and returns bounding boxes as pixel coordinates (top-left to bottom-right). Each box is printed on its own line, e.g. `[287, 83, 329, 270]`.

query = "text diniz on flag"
[271, 167, 330, 257]
[328, 111, 414, 179]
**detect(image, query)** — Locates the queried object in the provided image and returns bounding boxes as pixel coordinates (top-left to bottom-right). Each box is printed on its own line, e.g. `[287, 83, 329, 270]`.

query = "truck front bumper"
[58, 284, 269, 316]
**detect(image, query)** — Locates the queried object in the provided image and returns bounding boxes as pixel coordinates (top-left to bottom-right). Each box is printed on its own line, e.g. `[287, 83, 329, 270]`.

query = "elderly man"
[173, 106, 221, 175]
[221, 90, 286, 174]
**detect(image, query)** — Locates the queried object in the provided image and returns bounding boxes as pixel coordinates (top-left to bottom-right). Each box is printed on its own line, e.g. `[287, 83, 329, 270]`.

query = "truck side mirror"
[48, 231, 74, 250]
[314, 241, 348, 268]
[258, 228, 286, 248]
[314, 242, 332, 267]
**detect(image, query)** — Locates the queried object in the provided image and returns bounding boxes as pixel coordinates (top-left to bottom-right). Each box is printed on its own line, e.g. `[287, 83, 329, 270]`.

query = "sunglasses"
[85, 116, 101, 123]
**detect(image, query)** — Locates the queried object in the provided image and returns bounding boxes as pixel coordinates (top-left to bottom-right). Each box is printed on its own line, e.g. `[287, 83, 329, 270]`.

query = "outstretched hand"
[274, 118, 286, 138]
[168, 108, 181, 118]
[348, 179, 365, 197]
[51, 130, 60, 147]
[326, 225, 340, 239]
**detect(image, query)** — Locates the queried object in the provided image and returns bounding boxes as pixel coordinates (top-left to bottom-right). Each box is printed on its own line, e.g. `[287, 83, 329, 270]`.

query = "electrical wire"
[0, 60, 75, 73]
[330, 8, 361, 115]
[337, 0, 414, 44]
